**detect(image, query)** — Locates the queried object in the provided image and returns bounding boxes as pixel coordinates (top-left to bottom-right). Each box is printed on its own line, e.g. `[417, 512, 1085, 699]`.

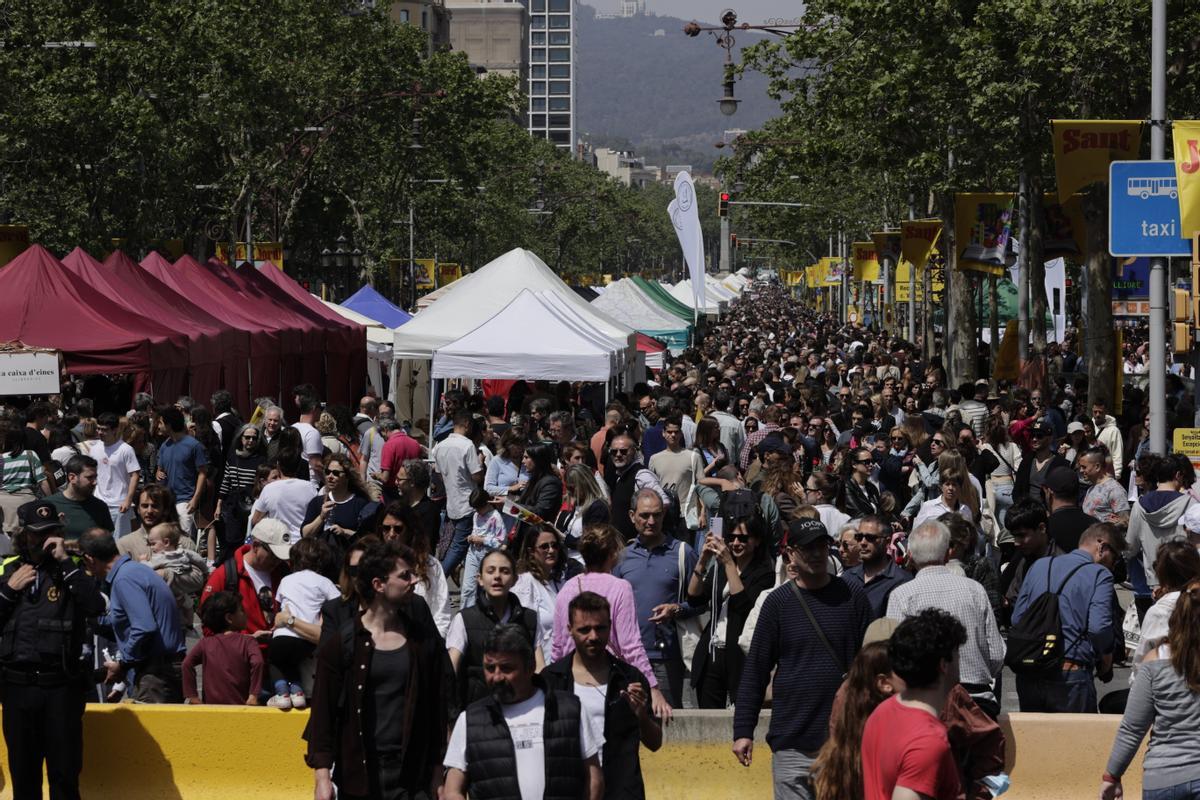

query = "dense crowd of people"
[2, 279, 1199, 800]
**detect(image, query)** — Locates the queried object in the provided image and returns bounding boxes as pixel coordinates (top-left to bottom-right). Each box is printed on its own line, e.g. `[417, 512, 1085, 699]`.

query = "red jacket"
[199, 544, 286, 646]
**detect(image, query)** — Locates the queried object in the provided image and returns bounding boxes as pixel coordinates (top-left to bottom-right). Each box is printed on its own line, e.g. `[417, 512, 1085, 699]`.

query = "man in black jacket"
[444, 624, 604, 800]
[543, 591, 662, 800]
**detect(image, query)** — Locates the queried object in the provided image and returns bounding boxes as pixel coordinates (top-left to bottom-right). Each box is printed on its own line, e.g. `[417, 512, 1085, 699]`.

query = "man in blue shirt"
[841, 515, 911, 619]
[155, 406, 208, 539]
[1011, 522, 1124, 713]
[612, 489, 698, 715]
[79, 529, 186, 703]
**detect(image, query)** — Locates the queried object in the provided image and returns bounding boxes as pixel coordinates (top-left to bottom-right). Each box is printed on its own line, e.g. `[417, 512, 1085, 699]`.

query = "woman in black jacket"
[686, 509, 775, 708]
[516, 441, 564, 551]
[840, 446, 881, 518]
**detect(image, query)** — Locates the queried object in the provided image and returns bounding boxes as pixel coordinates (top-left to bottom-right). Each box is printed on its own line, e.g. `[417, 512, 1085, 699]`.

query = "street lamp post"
[683, 11, 802, 116]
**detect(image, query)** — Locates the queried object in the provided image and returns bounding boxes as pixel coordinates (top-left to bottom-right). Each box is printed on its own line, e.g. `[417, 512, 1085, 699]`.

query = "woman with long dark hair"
[693, 417, 729, 476]
[512, 524, 582, 663]
[840, 446, 880, 518]
[301, 452, 379, 564]
[686, 507, 774, 708]
[516, 440, 563, 525]
[1103, 579, 1200, 800]
[812, 642, 894, 800]
[376, 501, 451, 636]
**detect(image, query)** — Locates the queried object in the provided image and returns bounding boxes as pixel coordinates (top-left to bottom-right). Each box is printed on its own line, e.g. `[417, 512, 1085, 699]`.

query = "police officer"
[0, 499, 105, 800]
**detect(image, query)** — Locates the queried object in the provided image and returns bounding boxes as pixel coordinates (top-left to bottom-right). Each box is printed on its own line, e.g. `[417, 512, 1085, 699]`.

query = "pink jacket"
[551, 572, 658, 687]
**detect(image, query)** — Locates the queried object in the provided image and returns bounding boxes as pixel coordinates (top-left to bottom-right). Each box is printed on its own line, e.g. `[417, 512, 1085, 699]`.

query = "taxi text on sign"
[1108, 161, 1190, 257]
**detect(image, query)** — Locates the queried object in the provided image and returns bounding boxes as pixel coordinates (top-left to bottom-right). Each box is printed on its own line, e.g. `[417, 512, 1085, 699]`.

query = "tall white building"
[527, 0, 575, 153]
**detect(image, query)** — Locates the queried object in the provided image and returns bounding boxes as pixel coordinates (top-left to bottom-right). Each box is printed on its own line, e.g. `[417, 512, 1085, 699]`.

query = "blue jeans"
[1145, 780, 1200, 800]
[460, 546, 485, 609]
[1015, 668, 1097, 713]
[440, 515, 473, 576]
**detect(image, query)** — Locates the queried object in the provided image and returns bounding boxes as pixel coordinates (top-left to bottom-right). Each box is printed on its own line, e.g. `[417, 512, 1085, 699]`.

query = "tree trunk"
[943, 199, 977, 384]
[1029, 173, 1048, 359]
[1083, 183, 1116, 409]
[989, 275, 1000, 364]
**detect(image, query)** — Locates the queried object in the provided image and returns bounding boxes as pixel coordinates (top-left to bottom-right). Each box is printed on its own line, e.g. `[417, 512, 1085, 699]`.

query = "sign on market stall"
[0, 347, 60, 395]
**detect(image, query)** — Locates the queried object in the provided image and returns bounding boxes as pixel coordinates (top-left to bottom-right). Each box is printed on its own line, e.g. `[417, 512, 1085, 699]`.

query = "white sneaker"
[266, 694, 293, 710]
[290, 691, 307, 709]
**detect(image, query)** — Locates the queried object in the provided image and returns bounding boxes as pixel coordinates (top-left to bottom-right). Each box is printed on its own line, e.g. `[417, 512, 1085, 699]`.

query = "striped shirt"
[1, 450, 42, 493]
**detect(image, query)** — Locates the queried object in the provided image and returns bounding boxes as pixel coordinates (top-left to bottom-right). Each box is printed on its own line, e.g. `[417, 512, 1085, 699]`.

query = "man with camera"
[0, 499, 105, 800]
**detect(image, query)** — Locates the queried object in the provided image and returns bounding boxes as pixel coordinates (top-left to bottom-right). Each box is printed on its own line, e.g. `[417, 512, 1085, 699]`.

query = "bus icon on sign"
[1127, 176, 1178, 200]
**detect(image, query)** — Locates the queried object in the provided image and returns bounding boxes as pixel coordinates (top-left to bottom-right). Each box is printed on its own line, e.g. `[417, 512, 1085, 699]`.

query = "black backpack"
[1004, 556, 1090, 675]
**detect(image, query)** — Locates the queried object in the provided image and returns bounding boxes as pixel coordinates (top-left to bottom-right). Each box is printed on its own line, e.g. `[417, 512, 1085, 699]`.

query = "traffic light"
[730, 233, 739, 249]
[719, 192, 730, 217]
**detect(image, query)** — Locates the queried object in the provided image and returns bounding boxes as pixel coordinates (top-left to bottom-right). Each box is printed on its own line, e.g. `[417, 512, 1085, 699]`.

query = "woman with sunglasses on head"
[687, 508, 774, 708]
[302, 453, 380, 566]
[376, 501, 451, 637]
[514, 524, 583, 663]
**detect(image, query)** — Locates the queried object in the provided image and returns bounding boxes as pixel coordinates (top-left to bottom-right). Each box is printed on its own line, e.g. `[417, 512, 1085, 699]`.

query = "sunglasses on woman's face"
[380, 523, 405, 534]
[725, 532, 751, 543]
[326, 469, 346, 477]
[535, 542, 557, 552]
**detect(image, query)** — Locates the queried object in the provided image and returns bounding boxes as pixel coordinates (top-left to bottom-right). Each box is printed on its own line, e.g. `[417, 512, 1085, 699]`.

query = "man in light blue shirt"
[79, 529, 186, 703]
[1011, 522, 1123, 713]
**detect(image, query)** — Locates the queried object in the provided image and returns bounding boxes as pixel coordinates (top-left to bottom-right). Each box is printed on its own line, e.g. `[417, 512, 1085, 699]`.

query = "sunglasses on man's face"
[854, 532, 881, 543]
[610, 447, 631, 455]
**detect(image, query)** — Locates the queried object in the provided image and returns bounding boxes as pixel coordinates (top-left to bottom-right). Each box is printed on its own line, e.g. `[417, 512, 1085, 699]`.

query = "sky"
[590, 0, 803, 26]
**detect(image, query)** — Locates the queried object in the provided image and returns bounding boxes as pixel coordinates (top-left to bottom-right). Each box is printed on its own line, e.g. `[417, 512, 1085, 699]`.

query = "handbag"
[676, 543, 707, 673]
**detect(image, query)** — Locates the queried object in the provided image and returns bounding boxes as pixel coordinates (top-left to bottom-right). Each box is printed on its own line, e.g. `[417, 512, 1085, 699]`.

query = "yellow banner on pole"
[955, 193, 1012, 277]
[1172, 120, 1200, 239]
[851, 242, 880, 281]
[818, 257, 842, 287]
[216, 241, 285, 269]
[870, 231, 901, 265]
[437, 262, 462, 286]
[1051, 120, 1143, 202]
[414, 259, 435, 288]
[900, 220, 941, 272]
[0, 225, 30, 267]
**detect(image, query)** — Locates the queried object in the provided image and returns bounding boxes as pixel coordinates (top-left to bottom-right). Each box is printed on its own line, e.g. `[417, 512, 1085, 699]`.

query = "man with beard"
[0, 500, 105, 800]
[543, 591, 662, 800]
[443, 624, 604, 800]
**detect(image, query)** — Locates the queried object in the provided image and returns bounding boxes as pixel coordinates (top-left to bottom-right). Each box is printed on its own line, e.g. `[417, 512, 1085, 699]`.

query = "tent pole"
[428, 371, 437, 450]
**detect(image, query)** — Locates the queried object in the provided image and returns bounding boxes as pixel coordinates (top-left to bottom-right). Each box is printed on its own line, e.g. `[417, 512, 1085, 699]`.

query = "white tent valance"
[432, 289, 621, 381]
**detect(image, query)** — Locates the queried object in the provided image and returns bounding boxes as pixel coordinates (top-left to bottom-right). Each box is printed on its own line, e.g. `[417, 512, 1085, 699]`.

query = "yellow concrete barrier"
[0, 707, 1147, 799]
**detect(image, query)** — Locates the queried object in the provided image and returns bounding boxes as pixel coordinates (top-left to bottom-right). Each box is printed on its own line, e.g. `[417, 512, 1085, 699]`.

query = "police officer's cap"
[17, 500, 64, 533]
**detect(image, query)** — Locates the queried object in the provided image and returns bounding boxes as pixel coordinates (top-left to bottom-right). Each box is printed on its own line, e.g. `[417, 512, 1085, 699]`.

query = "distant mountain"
[576, 4, 782, 172]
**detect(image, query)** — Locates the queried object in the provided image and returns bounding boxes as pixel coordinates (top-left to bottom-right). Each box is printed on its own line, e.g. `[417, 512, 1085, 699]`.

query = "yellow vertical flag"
[1172, 120, 1200, 239]
[1051, 120, 1143, 202]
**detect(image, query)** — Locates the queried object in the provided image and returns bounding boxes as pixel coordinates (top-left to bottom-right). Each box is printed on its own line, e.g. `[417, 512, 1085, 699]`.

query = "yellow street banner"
[1051, 120, 1142, 202]
[414, 258, 435, 288]
[955, 193, 1012, 277]
[437, 262, 462, 286]
[818, 257, 842, 287]
[900, 220, 941, 272]
[1043, 193, 1087, 260]
[1172, 120, 1200, 239]
[851, 242, 880, 281]
[0, 225, 30, 267]
[216, 241, 285, 269]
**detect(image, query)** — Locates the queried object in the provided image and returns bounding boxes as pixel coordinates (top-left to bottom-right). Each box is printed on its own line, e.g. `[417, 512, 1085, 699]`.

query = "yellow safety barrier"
[0, 707, 1147, 799]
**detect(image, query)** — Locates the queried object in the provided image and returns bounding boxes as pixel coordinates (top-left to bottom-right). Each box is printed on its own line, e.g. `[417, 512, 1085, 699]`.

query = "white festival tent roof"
[705, 275, 736, 300]
[393, 247, 636, 367]
[669, 279, 723, 313]
[589, 278, 690, 352]
[432, 289, 622, 382]
[722, 274, 749, 293]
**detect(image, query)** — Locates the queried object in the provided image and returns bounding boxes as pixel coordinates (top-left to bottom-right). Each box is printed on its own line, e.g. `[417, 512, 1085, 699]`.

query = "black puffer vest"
[459, 589, 538, 707]
[605, 462, 644, 541]
[463, 684, 585, 800]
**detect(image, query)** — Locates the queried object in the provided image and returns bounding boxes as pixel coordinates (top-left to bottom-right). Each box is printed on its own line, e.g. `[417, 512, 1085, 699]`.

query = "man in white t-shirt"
[443, 624, 604, 800]
[250, 458, 317, 539]
[434, 410, 484, 576]
[89, 412, 141, 535]
[292, 393, 326, 490]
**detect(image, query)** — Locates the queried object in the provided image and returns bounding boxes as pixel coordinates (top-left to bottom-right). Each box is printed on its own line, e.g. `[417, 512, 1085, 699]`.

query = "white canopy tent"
[669, 279, 723, 314]
[320, 297, 394, 395]
[432, 290, 622, 381]
[392, 248, 637, 426]
[589, 278, 690, 352]
[705, 275, 735, 300]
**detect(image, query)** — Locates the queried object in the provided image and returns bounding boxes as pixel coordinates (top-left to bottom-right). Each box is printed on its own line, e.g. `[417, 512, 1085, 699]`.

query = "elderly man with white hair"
[885, 519, 1006, 718]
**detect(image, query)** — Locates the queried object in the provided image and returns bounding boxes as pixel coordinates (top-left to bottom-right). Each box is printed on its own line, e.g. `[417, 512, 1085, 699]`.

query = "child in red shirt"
[183, 591, 264, 705]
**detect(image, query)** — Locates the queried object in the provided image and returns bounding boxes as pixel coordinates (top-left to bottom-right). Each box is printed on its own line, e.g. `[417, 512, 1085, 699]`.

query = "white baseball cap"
[251, 518, 294, 560]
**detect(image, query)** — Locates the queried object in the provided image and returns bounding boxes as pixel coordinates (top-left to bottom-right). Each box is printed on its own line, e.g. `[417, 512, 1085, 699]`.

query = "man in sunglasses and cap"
[734, 518, 871, 800]
[0, 499, 105, 800]
[1014, 422, 1069, 504]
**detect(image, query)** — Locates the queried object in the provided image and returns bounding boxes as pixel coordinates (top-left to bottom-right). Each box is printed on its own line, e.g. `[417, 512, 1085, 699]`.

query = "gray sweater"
[1107, 656, 1200, 790]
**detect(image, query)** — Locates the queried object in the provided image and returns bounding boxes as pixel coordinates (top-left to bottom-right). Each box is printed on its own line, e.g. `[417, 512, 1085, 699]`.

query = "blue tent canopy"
[343, 284, 412, 329]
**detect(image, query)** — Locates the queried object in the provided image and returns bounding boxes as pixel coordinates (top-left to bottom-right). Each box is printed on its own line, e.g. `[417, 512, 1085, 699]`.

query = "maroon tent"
[0, 245, 188, 397]
[256, 263, 367, 406]
[60, 248, 247, 411]
[142, 253, 285, 410]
